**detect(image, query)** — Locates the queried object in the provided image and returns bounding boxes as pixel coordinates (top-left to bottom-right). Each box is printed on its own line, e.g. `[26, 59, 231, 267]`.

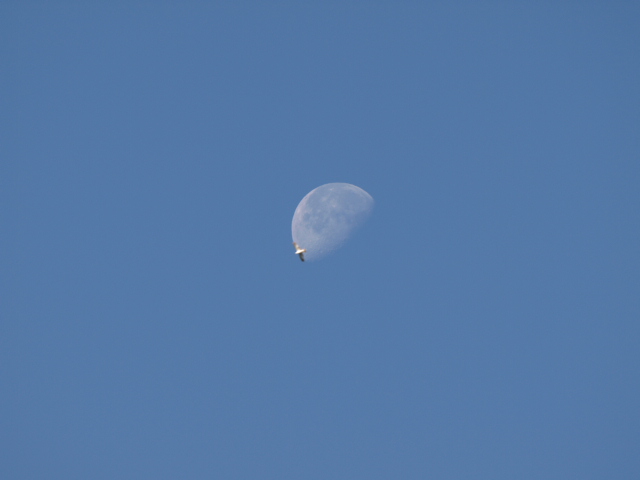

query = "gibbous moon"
[292, 183, 374, 261]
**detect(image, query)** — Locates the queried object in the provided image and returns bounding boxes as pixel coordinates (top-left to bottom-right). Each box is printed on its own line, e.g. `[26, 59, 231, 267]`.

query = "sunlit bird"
[293, 242, 306, 262]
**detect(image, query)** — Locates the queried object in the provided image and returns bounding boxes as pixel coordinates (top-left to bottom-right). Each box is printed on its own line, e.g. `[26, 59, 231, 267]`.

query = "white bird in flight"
[293, 242, 306, 262]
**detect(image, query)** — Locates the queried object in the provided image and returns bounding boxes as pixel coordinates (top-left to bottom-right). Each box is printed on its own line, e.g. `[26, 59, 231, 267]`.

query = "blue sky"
[1, 3, 639, 478]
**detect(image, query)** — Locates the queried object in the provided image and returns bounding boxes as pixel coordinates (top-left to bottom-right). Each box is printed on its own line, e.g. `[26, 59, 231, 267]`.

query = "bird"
[293, 242, 306, 262]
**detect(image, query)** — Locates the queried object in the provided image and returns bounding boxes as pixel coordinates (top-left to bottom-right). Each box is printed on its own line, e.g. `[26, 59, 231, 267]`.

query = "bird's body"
[293, 242, 306, 262]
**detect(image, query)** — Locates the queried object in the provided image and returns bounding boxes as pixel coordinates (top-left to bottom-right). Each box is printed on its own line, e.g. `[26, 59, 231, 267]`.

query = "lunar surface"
[291, 183, 374, 262]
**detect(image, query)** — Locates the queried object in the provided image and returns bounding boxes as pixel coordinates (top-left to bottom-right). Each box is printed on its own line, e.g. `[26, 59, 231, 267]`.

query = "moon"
[292, 183, 374, 261]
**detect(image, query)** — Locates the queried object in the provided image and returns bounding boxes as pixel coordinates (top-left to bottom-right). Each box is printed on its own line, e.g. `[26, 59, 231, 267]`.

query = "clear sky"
[1, 3, 639, 479]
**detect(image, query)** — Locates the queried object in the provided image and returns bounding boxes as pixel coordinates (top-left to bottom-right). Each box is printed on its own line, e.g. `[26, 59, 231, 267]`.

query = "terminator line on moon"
[291, 183, 374, 262]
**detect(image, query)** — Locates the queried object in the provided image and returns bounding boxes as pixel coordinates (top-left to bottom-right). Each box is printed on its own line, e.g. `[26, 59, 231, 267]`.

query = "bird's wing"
[299, 252, 305, 262]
